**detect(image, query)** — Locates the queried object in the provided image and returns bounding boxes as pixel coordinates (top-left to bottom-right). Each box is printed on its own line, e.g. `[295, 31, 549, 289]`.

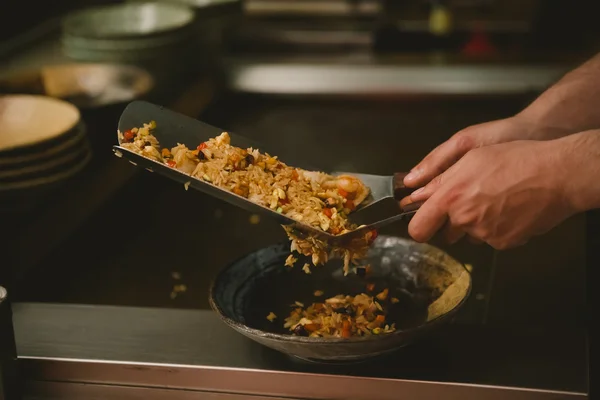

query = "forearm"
[518, 52, 600, 141]
[556, 129, 600, 213]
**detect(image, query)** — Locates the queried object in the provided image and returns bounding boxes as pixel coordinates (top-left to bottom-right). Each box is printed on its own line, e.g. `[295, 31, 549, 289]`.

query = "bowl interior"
[211, 235, 471, 341]
[0, 64, 155, 109]
[44, 64, 154, 108]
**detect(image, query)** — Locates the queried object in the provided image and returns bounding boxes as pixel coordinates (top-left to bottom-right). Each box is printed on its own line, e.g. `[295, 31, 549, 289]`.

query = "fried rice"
[119, 121, 377, 274]
[282, 290, 397, 338]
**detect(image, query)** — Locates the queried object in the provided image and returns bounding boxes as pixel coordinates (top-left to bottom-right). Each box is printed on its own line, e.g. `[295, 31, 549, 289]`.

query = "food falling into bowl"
[281, 290, 399, 338]
[119, 121, 378, 275]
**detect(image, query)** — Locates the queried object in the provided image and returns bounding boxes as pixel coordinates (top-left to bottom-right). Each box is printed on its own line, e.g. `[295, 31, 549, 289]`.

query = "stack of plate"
[126, 0, 242, 51]
[0, 95, 92, 193]
[60, 2, 196, 64]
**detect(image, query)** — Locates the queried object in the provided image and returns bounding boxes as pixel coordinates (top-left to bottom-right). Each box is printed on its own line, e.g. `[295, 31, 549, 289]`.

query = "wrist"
[513, 110, 573, 141]
[553, 130, 600, 213]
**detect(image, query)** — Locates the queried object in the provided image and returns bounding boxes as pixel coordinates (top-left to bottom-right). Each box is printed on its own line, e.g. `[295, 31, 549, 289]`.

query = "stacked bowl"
[60, 2, 196, 65]
[0, 95, 91, 193]
[126, 0, 243, 54]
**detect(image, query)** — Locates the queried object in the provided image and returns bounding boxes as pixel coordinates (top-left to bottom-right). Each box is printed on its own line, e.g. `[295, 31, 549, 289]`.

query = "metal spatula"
[112, 101, 420, 244]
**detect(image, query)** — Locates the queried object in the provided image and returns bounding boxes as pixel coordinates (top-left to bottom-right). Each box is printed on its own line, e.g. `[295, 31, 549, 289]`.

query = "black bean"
[293, 325, 308, 336]
[197, 151, 206, 160]
[144, 141, 152, 147]
[334, 306, 353, 315]
[245, 154, 255, 165]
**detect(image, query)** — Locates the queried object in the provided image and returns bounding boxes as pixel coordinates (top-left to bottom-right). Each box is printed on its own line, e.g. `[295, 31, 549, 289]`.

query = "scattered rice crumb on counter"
[120, 122, 378, 275]
[170, 284, 187, 299]
[266, 312, 277, 322]
[284, 291, 396, 338]
[313, 290, 324, 297]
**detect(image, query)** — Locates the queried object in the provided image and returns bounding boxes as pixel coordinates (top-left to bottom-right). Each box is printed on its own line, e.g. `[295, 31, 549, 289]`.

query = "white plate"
[0, 94, 81, 153]
[0, 123, 86, 167]
[0, 137, 90, 179]
[0, 146, 92, 191]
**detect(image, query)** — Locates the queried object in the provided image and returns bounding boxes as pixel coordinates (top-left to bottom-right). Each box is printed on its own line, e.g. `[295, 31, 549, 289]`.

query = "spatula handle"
[393, 172, 424, 213]
[393, 172, 415, 199]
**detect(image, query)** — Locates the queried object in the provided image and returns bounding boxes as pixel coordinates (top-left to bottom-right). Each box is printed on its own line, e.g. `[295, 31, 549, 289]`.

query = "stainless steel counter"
[14, 303, 588, 400]
[225, 55, 571, 95]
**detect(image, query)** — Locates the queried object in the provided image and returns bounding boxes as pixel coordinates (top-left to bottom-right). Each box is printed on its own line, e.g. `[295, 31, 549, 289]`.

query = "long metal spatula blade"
[114, 101, 328, 237]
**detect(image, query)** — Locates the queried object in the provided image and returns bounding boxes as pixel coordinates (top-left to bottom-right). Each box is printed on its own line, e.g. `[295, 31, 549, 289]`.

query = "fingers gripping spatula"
[112, 101, 421, 244]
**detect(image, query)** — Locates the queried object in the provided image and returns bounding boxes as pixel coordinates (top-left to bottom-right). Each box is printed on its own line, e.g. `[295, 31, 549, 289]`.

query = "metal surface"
[225, 59, 568, 95]
[0, 287, 20, 400]
[335, 172, 421, 226]
[114, 101, 416, 243]
[13, 303, 588, 399]
[23, 382, 297, 400]
[210, 236, 471, 362]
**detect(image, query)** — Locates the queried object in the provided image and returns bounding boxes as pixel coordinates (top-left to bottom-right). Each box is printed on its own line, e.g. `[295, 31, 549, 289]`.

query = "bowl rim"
[62, 2, 196, 40]
[208, 236, 473, 344]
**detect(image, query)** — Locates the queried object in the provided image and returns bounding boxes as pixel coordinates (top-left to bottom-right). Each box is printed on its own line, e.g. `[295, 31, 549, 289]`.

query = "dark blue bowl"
[209, 235, 472, 363]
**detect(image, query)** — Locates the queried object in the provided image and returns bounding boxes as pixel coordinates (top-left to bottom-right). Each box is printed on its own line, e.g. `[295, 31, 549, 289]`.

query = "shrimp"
[333, 175, 370, 205]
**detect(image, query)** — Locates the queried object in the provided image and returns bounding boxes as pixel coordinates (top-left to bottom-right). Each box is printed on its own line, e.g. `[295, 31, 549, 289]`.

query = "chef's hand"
[402, 116, 537, 190]
[402, 139, 578, 250]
